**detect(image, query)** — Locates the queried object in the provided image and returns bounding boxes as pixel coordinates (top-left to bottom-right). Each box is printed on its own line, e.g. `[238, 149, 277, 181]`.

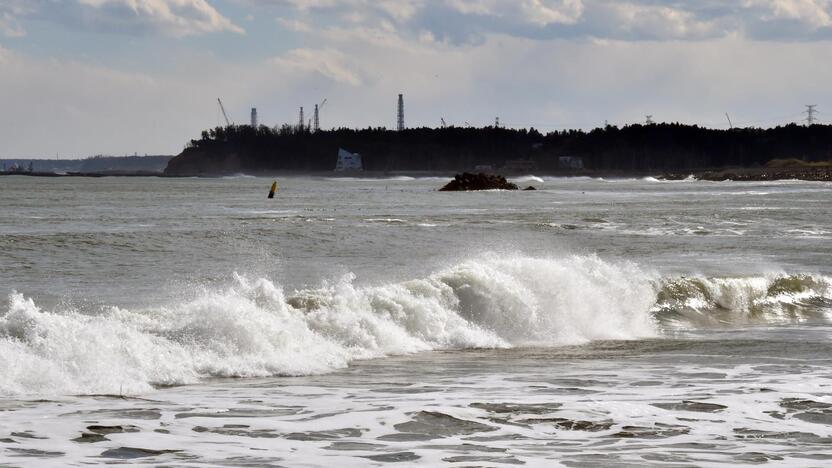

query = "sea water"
[0, 175, 831, 466]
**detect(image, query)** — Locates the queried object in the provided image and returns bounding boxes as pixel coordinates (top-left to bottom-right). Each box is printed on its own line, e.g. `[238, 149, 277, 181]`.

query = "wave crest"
[654, 274, 832, 327]
[0, 255, 657, 396]
[1, 254, 829, 396]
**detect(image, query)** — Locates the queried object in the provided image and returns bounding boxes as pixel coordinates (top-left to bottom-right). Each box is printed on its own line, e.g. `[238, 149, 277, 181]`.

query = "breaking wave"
[511, 175, 545, 183]
[1, 254, 830, 396]
[655, 274, 832, 327]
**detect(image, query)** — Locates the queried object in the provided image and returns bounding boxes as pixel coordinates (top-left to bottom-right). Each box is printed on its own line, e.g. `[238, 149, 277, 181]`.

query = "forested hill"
[163, 123, 832, 175]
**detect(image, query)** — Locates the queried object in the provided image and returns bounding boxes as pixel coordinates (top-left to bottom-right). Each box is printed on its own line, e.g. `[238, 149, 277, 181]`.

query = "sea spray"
[1, 254, 830, 396]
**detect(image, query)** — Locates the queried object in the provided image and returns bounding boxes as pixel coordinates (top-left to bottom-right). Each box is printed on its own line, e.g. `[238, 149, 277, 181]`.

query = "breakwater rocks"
[439, 173, 519, 191]
[661, 168, 832, 182]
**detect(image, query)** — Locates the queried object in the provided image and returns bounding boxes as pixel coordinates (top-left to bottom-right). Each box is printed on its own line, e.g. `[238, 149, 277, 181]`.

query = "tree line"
[164, 122, 832, 174]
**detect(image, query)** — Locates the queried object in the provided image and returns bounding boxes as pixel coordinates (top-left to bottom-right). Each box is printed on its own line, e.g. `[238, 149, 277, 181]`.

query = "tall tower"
[397, 94, 405, 131]
[298, 107, 305, 131]
[250, 108, 257, 128]
[805, 105, 818, 125]
[313, 104, 320, 132]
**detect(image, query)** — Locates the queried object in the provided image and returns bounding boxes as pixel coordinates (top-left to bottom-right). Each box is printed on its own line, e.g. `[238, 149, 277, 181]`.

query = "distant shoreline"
[3, 167, 831, 181]
[0, 171, 171, 178]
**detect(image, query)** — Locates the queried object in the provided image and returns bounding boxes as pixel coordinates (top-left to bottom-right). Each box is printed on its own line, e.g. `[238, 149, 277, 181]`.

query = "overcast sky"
[1, 0, 831, 157]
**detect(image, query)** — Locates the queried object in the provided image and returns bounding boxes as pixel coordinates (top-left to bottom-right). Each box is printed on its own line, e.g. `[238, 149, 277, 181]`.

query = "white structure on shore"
[335, 148, 363, 171]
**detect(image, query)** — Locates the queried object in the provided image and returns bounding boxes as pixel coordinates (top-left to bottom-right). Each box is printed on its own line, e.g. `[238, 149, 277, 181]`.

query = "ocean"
[0, 175, 831, 467]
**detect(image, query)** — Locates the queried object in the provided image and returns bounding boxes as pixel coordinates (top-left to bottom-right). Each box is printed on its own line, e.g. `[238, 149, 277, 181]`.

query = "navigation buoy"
[268, 180, 278, 198]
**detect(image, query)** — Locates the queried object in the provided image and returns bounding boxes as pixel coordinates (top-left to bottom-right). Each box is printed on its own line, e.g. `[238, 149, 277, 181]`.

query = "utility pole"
[805, 105, 818, 125]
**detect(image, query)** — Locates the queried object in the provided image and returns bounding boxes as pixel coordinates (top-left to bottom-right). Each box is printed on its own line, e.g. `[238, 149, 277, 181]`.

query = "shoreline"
[3, 167, 831, 181]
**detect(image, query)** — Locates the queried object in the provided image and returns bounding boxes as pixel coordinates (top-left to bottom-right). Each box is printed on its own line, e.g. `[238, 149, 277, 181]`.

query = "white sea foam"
[323, 176, 446, 182]
[511, 175, 545, 183]
[2, 254, 829, 397]
[0, 255, 659, 396]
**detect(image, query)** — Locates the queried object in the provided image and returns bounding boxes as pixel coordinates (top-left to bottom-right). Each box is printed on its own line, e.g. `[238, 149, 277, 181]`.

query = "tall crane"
[217, 98, 233, 126]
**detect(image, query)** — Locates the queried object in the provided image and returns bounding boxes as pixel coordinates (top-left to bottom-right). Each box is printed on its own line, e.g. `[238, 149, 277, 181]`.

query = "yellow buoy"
[268, 180, 278, 199]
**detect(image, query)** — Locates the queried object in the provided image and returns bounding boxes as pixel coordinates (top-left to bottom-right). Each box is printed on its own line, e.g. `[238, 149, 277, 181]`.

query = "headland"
[163, 123, 832, 181]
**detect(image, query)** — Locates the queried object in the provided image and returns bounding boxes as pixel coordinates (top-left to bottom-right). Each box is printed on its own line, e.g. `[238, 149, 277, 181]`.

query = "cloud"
[0, 11, 25, 37]
[256, 0, 832, 42]
[270, 48, 362, 85]
[741, 0, 832, 38]
[0, 0, 244, 37]
[0, 0, 29, 37]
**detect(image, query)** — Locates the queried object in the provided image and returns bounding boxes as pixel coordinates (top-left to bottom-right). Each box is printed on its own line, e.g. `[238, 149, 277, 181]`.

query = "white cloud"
[587, 2, 724, 40]
[0, 11, 25, 37]
[271, 48, 362, 85]
[445, 0, 584, 24]
[276, 17, 312, 32]
[0, 0, 30, 37]
[262, 0, 832, 41]
[745, 0, 832, 27]
[3, 0, 243, 37]
[520, 0, 584, 25]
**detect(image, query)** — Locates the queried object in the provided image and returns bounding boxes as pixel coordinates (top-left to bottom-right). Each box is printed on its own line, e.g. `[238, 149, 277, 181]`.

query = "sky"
[1, 0, 831, 157]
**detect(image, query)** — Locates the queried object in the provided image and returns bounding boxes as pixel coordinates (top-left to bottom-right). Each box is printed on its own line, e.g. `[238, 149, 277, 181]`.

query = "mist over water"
[1, 175, 831, 466]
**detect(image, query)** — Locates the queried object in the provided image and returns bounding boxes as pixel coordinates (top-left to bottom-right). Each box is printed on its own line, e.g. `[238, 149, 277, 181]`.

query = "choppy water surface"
[1, 175, 831, 466]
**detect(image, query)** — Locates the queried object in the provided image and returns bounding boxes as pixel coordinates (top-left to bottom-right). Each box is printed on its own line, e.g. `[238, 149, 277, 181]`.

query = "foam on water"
[1, 254, 830, 397]
[0, 255, 656, 396]
[510, 175, 545, 183]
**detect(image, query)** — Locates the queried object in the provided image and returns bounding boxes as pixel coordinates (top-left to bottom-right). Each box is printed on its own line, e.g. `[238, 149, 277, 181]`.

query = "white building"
[335, 148, 363, 171]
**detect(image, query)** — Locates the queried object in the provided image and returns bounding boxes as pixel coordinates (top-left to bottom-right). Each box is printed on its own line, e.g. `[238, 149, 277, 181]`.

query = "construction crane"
[217, 98, 233, 126]
[441, 117, 447, 128]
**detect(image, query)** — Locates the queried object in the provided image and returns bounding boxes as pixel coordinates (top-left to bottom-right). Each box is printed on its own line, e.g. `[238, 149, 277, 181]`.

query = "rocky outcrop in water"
[439, 173, 519, 191]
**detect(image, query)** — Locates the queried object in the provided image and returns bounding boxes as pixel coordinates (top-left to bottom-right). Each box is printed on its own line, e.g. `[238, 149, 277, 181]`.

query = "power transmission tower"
[298, 107, 305, 131]
[495, 117, 500, 128]
[805, 105, 818, 125]
[645, 115, 654, 125]
[397, 94, 405, 131]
